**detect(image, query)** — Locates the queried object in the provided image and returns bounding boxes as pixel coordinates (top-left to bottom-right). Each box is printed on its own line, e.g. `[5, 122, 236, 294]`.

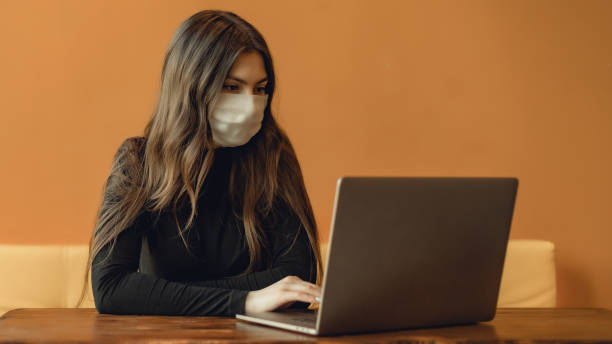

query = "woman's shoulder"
[109, 136, 146, 180]
[112, 136, 146, 163]
[117, 136, 146, 155]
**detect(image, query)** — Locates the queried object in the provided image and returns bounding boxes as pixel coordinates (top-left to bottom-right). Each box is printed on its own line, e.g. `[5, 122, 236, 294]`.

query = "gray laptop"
[236, 177, 519, 336]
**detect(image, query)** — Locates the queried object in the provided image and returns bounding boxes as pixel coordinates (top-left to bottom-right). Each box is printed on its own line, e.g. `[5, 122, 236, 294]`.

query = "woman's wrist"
[244, 290, 256, 313]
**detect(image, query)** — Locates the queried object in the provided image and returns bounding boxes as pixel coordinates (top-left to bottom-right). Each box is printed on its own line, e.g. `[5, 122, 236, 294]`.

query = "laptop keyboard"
[288, 313, 316, 323]
[277, 310, 317, 327]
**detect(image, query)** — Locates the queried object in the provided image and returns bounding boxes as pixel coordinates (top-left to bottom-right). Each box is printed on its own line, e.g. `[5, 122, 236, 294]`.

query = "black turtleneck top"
[91, 137, 316, 317]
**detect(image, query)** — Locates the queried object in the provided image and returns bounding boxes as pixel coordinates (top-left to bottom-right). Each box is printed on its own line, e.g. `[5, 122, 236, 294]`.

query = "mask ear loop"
[204, 97, 218, 150]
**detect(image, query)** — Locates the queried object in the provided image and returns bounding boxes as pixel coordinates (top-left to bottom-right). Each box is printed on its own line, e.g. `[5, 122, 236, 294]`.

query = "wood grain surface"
[1, 308, 612, 343]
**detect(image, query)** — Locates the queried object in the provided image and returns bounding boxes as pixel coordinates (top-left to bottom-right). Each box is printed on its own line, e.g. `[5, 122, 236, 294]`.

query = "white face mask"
[207, 93, 268, 147]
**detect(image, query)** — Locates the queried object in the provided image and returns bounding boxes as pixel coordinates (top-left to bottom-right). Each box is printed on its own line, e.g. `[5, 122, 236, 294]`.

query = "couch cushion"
[0, 245, 95, 316]
[0, 239, 556, 316]
[497, 239, 557, 307]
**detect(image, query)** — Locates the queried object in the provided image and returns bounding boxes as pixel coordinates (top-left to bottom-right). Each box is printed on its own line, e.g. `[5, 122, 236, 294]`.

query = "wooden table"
[1, 308, 612, 343]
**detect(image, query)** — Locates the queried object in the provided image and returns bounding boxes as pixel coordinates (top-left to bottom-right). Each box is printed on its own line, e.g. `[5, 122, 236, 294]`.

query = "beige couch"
[0, 245, 96, 316]
[0, 239, 556, 316]
[496, 240, 557, 307]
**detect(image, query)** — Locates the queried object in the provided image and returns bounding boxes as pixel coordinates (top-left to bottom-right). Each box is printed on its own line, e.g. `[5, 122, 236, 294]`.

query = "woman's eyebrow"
[227, 76, 268, 84]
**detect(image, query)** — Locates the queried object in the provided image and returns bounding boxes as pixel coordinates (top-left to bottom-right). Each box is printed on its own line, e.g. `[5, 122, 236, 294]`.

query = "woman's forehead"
[225, 51, 267, 82]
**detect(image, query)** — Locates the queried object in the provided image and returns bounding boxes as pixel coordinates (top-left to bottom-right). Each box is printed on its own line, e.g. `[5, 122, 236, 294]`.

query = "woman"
[77, 9, 323, 317]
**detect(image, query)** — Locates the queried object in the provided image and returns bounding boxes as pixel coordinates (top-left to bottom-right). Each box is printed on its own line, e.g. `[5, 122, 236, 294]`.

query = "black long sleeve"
[91, 137, 316, 316]
[180, 212, 316, 290]
[91, 210, 250, 316]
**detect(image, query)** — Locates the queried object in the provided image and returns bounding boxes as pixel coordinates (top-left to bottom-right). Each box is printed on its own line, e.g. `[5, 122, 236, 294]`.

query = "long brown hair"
[77, 9, 323, 307]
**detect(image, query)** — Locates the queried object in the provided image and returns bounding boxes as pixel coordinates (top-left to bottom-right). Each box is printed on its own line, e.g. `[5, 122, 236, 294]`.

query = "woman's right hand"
[244, 275, 322, 313]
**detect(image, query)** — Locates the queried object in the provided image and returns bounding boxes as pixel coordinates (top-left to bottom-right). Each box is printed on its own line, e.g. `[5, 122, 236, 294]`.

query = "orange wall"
[1, 0, 610, 308]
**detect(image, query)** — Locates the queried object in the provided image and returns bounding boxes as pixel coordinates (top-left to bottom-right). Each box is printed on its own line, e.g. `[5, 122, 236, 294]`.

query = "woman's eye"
[222, 84, 266, 93]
